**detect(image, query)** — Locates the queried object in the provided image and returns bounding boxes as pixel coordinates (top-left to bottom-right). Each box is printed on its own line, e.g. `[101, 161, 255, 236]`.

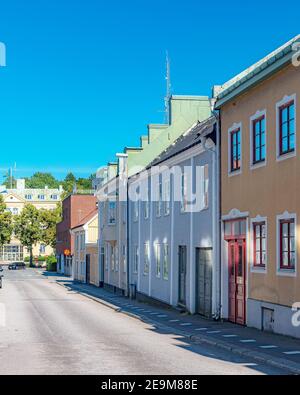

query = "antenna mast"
[164, 51, 171, 124]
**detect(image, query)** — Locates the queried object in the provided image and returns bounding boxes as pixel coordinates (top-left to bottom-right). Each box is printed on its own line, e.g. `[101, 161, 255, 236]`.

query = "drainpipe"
[126, 180, 130, 298]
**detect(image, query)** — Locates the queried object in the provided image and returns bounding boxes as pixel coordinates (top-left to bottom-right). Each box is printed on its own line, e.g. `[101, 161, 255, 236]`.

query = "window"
[280, 219, 296, 270]
[51, 194, 58, 200]
[38, 194, 45, 200]
[181, 173, 188, 212]
[155, 243, 161, 278]
[279, 101, 295, 156]
[253, 222, 266, 268]
[156, 182, 162, 217]
[163, 244, 169, 280]
[108, 201, 116, 225]
[253, 116, 266, 164]
[39, 244, 46, 254]
[164, 179, 170, 216]
[25, 194, 32, 200]
[202, 165, 209, 209]
[12, 208, 19, 215]
[111, 245, 115, 271]
[122, 245, 127, 273]
[134, 194, 139, 222]
[133, 245, 139, 274]
[230, 128, 241, 172]
[115, 246, 119, 272]
[144, 243, 150, 275]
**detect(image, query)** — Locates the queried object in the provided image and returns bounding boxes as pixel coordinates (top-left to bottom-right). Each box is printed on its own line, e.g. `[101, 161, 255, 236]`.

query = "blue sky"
[0, 0, 299, 183]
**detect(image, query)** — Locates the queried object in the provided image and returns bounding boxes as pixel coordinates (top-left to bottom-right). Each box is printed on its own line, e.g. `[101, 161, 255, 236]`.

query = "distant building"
[56, 194, 97, 276]
[0, 179, 63, 262]
[71, 209, 98, 285]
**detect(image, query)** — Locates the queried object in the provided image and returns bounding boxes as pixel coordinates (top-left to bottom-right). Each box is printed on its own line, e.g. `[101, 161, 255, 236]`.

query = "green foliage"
[2, 172, 16, 188]
[39, 204, 62, 249]
[46, 255, 57, 272]
[25, 172, 59, 189]
[14, 204, 41, 266]
[0, 195, 13, 246]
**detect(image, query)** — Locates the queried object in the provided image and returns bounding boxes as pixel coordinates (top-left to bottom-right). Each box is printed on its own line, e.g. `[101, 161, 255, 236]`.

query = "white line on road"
[223, 335, 238, 338]
[283, 351, 300, 355]
[207, 331, 221, 334]
[169, 320, 180, 323]
[240, 340, 256, 343]
[157, 315, 168, 318]
[180, 323, 192, 326]
[260, 345, 278, 349]
[194, 328, 208, 331]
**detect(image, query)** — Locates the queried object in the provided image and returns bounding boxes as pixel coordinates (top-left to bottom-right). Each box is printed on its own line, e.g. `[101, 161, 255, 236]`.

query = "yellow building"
[215, 35, 300, 337]
[0, 179, 63, 262]
[72, 209, 99, 285]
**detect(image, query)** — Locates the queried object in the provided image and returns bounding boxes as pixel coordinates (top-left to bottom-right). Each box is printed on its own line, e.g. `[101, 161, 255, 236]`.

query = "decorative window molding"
[228, 122, 242, 177]
[222, 208, 249, 222]
[250, 110, 267, 170]
[276, 211, 297, 277]
[250, 216, 267, 273]
[276, 94, 297, 162]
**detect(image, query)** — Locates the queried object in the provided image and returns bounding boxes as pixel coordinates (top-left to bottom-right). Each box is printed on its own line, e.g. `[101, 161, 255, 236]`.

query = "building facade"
[96, 95, 212, 295]
[128, 116, 220, 315]
[72, 210, 99, 285]
[56, 194, 97, 276]
[0, 179, 63, 262]
[215, 35, 300, 337]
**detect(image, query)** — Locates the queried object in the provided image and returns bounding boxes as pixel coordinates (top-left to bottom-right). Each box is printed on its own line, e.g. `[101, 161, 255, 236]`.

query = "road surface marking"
[207, 331, 221, 334]
[223, 334, 238, 338]
[240, 339, 256, 343]
[283, 351, 300, 355]
[195, 328, 208, 331]
[150, 313, 159, 315]
[260, 345, 278, 349]
[157, 315, 168, 318]
[169, 319, 180, 323]
[180, 323, 192, 326]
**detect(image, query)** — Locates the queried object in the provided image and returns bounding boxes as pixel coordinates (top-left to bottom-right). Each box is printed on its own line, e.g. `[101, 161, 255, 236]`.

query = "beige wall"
[221, 64, 300, 307]
[87, 244, 98, 286]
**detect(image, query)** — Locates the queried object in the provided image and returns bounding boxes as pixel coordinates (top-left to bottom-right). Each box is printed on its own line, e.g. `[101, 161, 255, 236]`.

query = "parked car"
[0, 265, 3, 272]
[8, 262, 26, 270]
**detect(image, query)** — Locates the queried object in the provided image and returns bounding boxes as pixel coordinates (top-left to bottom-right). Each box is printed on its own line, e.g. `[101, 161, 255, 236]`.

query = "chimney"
[16, 179, 25, 190]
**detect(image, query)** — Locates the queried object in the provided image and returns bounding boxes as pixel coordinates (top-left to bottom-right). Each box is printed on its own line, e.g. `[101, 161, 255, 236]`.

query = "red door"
[228, 239, 246, 325]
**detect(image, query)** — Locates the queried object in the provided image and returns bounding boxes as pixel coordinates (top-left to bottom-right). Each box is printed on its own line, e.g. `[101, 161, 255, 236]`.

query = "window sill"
[251, 266, 266, 274]
[250, 160, 266, 171]
[228, 169, 242, 178]
[277, 150, 296, 162]
[277, 268, 297, 277]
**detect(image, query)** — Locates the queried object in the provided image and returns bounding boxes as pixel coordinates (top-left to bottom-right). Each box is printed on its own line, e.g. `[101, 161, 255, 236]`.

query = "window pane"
[290, 133, 295, 150]
[225, 222, 232, 236]
[289, 104, 295, 120]
[282, 223, 288, 237]
[256, 252, 261, 265]
[282, 122, 288, 138]
[282, 252, 289, 267]
[290, 252, 296, 268]
[282, 108, 288, 123]
[282, 237, 289, 252]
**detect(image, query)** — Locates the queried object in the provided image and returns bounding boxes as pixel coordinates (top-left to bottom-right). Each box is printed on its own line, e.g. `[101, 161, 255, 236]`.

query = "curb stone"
[57, 280, 300, 375]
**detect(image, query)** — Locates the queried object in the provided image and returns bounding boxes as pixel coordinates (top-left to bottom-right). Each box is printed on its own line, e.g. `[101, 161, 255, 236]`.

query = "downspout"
[126, 181, 130, 298]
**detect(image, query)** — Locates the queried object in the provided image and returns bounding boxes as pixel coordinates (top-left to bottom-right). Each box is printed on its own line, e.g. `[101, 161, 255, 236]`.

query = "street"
[0, 268, 287, 375]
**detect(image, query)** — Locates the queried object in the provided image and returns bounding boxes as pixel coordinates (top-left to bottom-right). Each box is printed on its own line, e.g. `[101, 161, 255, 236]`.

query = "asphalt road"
[0, 268, 287, 375]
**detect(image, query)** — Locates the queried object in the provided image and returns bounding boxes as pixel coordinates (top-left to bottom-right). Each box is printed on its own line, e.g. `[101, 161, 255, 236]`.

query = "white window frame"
[133, 193, 139, 222]
[133, 245, 139, 274]
[155, 243, 161, 278]
[276, 211, 297, 277]
[228, 122, 242, 177]
[250, 110, 267, 170]
[202, 164, 209, 210]
[144, 242, 150, 275]
[180, 173, 188, 213]
[163, 243, 169, 280]
[250, 216, 267, 274]
[108, 201, 116, 225]
[276, 94, 297, 162]
[156, 181, 162, 218]
[164, 179, 170, 216]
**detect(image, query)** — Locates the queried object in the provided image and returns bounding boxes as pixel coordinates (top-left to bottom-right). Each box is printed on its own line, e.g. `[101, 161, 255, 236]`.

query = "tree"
[2, 171, 16, 188]
[0, 195, 13, 247]
[14, 204, 41, 267]
[25, 172, 59, 189]
[39, 204, 62, 249]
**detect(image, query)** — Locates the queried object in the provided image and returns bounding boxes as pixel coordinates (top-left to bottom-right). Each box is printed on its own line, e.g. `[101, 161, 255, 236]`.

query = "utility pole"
[164, 51, 172, 125]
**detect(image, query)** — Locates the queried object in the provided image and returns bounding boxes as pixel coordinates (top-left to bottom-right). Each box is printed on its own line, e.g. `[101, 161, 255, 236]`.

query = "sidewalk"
[48, 273, 300, 375]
